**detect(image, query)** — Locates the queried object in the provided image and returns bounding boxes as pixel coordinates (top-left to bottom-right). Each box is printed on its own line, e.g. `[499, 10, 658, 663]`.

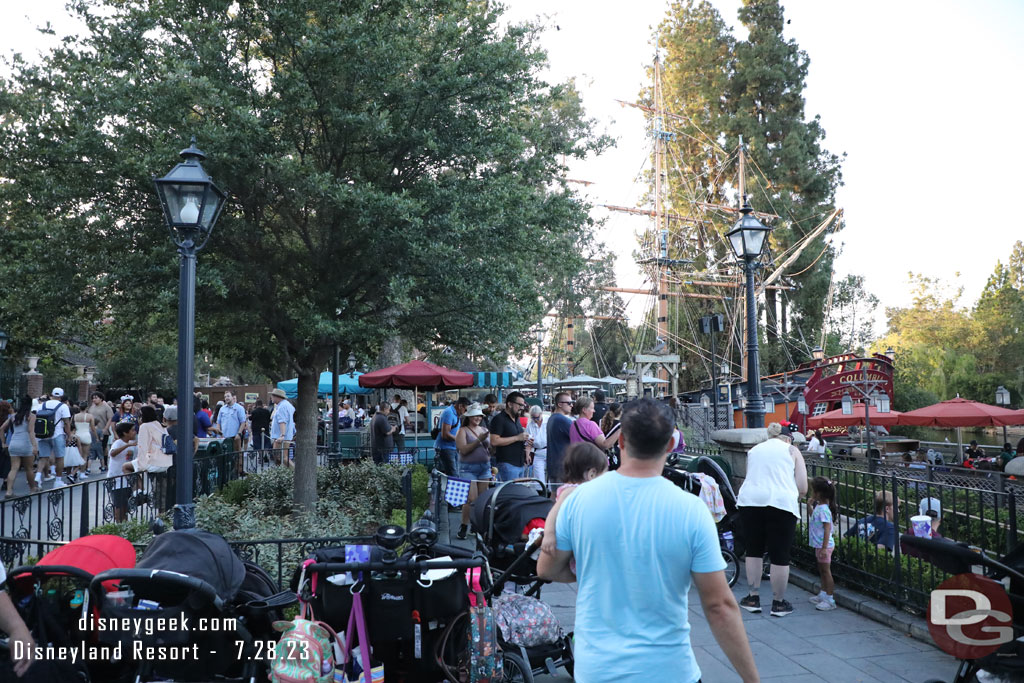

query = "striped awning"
[471, 372, 514, 388]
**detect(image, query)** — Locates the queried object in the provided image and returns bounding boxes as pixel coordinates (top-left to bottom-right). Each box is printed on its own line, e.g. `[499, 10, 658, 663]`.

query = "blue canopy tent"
[277, 371, 374, 399]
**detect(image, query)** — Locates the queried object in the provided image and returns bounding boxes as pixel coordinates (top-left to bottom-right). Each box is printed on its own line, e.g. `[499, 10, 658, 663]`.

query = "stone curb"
[788, 566, 937, 648]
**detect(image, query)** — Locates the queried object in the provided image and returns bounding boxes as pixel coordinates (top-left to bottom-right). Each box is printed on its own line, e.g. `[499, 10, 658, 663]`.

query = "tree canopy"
[0, 0, 608, 508]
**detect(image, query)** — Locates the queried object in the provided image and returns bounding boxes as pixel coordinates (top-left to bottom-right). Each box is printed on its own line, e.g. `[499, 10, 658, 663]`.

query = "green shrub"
[90, 517, 161, 544]
[221, 478, 253, 506]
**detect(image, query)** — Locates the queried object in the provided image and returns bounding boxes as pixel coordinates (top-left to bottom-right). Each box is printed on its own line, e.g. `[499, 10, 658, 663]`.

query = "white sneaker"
[809, 593, 825, 604]
[43, 475, 56, 482]
[79, 471, 89, 478]
[35, 472, 42, 485]
[815, 598, 837, 611]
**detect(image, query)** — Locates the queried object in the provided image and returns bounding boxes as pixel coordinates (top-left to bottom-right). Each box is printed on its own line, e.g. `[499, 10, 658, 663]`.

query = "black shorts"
[739, 506, 797, 566]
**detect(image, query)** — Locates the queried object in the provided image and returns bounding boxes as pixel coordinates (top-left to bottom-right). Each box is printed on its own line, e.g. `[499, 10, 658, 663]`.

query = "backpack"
[269, 606, 339, 683]
[34, 400, 61, 439]
[162, 432, 177, 456]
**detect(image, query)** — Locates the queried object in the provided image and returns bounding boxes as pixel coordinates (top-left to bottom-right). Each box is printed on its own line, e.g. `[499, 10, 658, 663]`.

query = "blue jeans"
[38, 437, 65, 461]
[435, 449, 457, 477]
[458, 461, 492, 481]
[497, 462, 525, 482]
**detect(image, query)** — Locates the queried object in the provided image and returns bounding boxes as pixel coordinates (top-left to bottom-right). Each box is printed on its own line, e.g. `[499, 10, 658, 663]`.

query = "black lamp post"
[154, 138, 227, 530]
[726, 199, 772, 429]
[996, 385, 1012, 446]
[0, 329, 8, 401]
[347, 352, 357, 377]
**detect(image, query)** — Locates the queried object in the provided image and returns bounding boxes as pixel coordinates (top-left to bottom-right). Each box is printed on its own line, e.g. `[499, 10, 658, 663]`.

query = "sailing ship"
[531, 47, 886, 428]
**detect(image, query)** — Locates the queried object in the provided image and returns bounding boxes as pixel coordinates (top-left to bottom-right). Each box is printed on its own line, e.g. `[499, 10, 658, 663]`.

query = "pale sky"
[4, 0, 1023, 334]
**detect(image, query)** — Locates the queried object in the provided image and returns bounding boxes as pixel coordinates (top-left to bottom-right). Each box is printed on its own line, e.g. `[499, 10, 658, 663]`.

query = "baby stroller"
[296, 517, 483, 682]
[89, 528, 295, 683]
[663, 455, 742, 586]
[902, 534, 1024, 683]
[3, 534, 137, 682]
[469, 480, 552, 595]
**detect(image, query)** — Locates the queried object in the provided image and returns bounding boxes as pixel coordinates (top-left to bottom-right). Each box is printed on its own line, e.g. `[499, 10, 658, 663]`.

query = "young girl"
[540, 443, 608, 573]
[808, 476, 837, 610]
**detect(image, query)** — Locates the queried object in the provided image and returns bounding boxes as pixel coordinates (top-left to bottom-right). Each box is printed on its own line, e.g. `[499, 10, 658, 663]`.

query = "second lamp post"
[726, 199, 772, 429]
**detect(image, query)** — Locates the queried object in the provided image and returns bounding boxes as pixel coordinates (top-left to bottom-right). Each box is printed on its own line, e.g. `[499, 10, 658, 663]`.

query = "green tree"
[0, 0, 607, 509]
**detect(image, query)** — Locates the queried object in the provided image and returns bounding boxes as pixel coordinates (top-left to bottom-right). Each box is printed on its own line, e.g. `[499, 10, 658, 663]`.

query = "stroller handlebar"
[90, 569, 225, 611]
[308, 557, 484, 574]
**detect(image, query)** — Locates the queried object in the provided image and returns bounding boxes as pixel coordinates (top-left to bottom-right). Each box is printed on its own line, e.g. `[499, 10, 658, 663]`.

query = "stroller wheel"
[722, 549, 740, 587]
[502, 651, 535, 683]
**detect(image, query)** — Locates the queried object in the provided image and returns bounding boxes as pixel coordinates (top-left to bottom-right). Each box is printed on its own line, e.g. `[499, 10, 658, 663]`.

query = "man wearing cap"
[434, 397, 469, 477]
[269, 388, 296, 467]
[35, 388, 72, 486]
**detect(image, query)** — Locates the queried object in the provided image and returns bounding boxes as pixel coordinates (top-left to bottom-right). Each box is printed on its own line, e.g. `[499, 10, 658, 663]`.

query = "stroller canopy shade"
[471, 483, 553, 545]
[138, 529, 246, 601]
[12, 534, 136, 592]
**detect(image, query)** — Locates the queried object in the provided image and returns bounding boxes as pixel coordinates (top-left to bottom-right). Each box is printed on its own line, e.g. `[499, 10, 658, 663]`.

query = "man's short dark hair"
[620, 398, 674, 460]
[555, 391, 571, 405]
[91, 392, 104, 400]
[505, 392, 524, 405]
[115, 422, 135, 438]
[455, 397, 471, 407]
[483, 394, 498, 405]
[595, 390, 606, 402]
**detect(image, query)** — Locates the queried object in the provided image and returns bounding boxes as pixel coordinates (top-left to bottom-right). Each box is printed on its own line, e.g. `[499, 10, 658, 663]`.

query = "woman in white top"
[806, 430, 826, 457]
[735, 422, 808, 617]
[525, 406, 548, 484]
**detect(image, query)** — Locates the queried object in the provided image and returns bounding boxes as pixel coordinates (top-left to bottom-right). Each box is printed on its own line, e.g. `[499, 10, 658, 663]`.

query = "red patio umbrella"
[807, 404, 903, 430]
[358, 359, 473, 390]
[359, 359, 473, 452]
[896, 397, 1022, 428]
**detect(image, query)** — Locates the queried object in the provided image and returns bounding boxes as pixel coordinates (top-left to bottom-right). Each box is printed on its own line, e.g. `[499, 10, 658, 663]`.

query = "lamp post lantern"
[154, 137, 227, 530]
[726, 199, 772, 428]
[347, 352, 357, 377]
[812, 346, 825, 362]
[996, 385, 1012, 445]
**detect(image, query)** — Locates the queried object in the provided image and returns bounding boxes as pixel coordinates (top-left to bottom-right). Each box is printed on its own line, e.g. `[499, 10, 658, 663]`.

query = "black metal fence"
[0, 466, 419, 591]
[795, 461, 1022, 614]
[0, 444, 423, 544]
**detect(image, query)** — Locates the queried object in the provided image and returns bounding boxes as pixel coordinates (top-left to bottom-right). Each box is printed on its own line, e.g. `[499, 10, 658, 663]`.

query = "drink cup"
[911, 515, 932, 538]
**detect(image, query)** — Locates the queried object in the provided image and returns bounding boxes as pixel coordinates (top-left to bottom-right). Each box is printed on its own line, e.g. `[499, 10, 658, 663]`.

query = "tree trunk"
[293, 366, 321, 512]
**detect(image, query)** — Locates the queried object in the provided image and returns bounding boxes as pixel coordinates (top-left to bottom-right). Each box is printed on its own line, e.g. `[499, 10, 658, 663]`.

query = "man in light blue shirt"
[434, 397, 469, 478]
[538, 398, 759, 683]
[218, 391, 248, 476]
[269, 388, 296, 467]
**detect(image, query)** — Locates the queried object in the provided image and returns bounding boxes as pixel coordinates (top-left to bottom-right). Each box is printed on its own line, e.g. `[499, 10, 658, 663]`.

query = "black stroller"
[469, 480, 552, 595]
[902, 534, 1024, 683]
[663, 455, 741, 586]
[88, 528, 296, 683]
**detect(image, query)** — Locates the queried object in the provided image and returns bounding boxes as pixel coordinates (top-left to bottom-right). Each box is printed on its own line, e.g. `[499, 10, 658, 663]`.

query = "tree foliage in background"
[875, 263, 1024, 411]
[652, 0, 845, 377]
[0, 0, 608, 509]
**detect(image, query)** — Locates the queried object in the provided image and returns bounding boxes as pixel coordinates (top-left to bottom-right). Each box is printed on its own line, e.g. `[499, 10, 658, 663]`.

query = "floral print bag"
[492, 593, 564, 647]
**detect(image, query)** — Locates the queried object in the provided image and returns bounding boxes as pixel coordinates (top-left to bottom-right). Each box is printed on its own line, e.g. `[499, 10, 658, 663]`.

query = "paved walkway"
[439, 506, 959, 682]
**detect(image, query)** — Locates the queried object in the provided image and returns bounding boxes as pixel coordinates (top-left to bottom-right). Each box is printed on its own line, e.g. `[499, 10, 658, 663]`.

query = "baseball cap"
[919, 496, 941, 519]
[51, 387, 65, 397]
[163, 405, 178, 421]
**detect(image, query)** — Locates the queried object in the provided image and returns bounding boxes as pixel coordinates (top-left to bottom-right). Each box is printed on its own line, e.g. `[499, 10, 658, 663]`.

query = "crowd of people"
[0, 387, 301, 498]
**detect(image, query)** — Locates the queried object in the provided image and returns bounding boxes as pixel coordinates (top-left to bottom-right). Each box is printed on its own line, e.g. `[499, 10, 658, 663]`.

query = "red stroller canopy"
[12, 534, 137, 592]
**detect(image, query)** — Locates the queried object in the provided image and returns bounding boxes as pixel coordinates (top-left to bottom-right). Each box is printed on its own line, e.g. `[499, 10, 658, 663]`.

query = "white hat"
[464, 403, 485, 418]
[919, 497, 941, 518]
[51, 387, 65, 397]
